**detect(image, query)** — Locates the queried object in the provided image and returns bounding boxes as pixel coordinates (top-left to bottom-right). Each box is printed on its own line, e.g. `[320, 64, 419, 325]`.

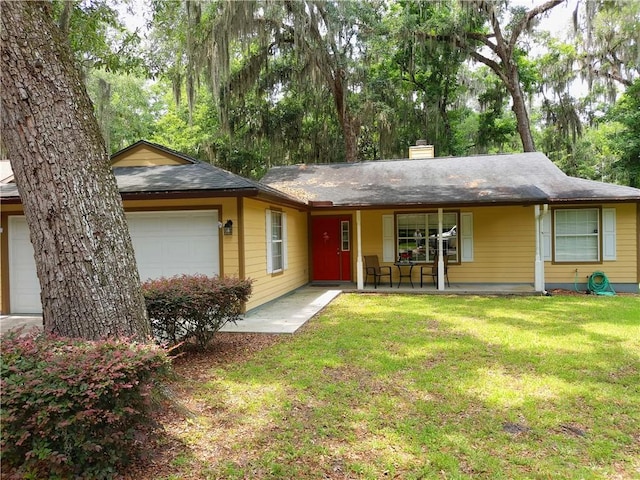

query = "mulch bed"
[123, 332, 288, 480]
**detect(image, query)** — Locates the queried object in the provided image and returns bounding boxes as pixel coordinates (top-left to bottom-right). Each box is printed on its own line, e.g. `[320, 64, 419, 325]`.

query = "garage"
[8, 210, 220, 314]
[8, 216, 41, 314]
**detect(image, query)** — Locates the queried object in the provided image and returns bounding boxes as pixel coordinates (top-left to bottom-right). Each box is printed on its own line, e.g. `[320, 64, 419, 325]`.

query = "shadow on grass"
[139, 294, 640, 479]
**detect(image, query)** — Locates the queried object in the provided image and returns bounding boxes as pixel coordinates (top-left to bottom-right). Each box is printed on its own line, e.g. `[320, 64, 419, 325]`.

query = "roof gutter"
[310, 198, 552, 210]
[547, 197, 640, 204]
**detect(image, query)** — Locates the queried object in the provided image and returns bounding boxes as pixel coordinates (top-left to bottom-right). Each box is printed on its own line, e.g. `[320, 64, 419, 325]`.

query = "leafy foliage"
[606, 79, 640, 187]
[0, 332, 169, 479]
[476, 75, 519, 153]
[87, 69, 164, 153]
[572, 0, 639, 91]
[52, 0, 145, 74]
[68, 0, 639, 184]
[142, 275, 253, 349]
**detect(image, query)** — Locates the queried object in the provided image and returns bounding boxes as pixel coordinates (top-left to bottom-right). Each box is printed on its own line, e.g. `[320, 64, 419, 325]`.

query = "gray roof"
[1, 157, 302, 205]
[259, 152, 640, 207]
[113, 163, 257, 193]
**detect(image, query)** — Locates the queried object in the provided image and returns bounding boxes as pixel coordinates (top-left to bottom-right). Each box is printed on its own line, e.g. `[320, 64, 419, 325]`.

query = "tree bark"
[342, 114, 360, 163]
[1, 1, 151, 341]
[506, 69, 536, 152]
[329, 67, 359, 163]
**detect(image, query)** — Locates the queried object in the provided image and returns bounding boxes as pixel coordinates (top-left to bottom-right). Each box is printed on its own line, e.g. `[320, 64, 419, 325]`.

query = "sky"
[119, 0, 579, 38]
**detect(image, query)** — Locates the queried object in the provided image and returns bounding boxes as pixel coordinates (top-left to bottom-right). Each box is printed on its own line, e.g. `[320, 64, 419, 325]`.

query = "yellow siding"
[462, 206, 535, 283]
[545, 203, 638, 284]
[0, 204, 23, 213]
[359, 209, 387, 262]
[242, 198, 309, 311]
[2, 198, 636, 314]
[111, 145, 189, 167]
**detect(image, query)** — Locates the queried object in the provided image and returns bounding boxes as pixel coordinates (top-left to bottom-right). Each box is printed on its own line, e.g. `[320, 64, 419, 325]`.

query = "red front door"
[311, 216, 351, 281]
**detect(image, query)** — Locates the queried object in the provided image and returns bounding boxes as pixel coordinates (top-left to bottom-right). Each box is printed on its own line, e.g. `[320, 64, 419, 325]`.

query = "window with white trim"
[266, 210, 287, 273]
[341, 220, 350, 251]
[554, 208, 600, 262]
[396, 212, 458, 263]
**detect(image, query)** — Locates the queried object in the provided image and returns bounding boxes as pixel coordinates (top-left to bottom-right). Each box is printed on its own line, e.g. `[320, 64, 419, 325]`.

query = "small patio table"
[394, 261, 416, 288]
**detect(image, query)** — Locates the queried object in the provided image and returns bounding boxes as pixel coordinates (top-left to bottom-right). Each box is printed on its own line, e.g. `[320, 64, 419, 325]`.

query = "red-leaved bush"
[0, 331, 170, 479]
[142, 274, 252, 348]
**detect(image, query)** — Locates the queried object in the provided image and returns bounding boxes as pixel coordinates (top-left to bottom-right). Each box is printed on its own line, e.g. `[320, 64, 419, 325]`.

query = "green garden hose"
[587, 271, 616, 296]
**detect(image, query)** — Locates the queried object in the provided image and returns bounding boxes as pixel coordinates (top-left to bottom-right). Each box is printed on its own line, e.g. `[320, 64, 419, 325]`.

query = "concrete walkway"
[0, 286, 342, 336]
[222, 286, 342, 334]
[0, 315, 43, 335]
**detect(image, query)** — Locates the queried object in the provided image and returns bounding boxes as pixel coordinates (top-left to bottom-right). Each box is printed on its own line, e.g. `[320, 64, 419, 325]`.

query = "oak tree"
[1, 1, 151, 340]
[421, 0, 562, 152]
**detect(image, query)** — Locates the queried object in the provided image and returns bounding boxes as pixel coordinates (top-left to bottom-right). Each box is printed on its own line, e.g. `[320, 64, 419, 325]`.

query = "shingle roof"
[0, 153, 302, 206]
[259, 152, 640, 206]
[113, 163, 256, 192]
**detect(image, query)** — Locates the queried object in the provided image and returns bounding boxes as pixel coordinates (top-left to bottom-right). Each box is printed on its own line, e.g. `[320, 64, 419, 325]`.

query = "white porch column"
[534, 205, 546, 292]
[437, 208, 445, 291]
[356, 210, 364, 289]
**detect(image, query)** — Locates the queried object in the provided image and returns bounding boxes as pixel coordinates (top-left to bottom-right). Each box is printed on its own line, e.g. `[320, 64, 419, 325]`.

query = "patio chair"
[420, 255, 450, 287]
[364, 255, 392, 289]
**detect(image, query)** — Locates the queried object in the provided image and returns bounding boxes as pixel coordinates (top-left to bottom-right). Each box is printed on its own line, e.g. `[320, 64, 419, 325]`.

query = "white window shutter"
[266, 210, 273, 273]
[542, 212, 552, 261]
[282, 212, 288, 270]
[602, 208, 616, 261]
[382, 214, 395, 262]
[460, 212, 474, 262]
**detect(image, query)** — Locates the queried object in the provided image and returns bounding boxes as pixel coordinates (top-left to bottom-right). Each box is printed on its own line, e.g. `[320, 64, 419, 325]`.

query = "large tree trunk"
[1, 1, 151, 341]
[330, 72, 359, 163]
[508, 73, 536, 152]
[342, 113, 360, 163]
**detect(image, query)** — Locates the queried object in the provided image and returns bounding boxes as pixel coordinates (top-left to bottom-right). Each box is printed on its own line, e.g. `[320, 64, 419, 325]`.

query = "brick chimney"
[408, 139, 434, 159]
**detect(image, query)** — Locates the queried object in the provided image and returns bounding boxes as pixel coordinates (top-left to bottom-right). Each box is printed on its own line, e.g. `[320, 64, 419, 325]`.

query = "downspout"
[438, 208, 445, 291]
[356, 210, 363, 289]
[534, 204, 548, 294]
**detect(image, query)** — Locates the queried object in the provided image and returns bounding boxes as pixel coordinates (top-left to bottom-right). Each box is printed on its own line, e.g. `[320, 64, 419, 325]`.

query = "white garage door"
[8, 216, 41, 314]
[8, 210, 220, 314]
[126, 211, 219, 281]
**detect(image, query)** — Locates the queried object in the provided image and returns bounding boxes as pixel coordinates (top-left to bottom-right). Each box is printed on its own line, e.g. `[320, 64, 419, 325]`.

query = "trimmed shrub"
[0, 331, 170, 480]
[142, 274, 253, 348]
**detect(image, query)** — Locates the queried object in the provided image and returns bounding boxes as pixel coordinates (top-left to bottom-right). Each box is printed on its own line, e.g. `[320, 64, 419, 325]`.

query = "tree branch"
[589, 67, 633, 87]
[477, 1, 509, 59]
[509, 0, 563, 52]
[468, 50, 510, 86]
[58, 1, 72, 36]
[418, 31, 500, 59]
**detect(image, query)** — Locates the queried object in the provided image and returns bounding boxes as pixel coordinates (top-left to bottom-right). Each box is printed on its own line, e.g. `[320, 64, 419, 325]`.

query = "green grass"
[162, 294, 640, 479]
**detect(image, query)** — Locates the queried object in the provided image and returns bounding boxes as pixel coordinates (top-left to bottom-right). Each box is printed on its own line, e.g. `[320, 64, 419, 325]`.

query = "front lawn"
[134, 294, 640, 479]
